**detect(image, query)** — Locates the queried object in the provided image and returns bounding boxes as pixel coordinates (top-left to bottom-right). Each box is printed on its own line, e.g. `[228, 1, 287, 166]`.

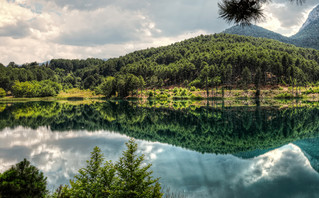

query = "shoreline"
[1, 86, 319, 103]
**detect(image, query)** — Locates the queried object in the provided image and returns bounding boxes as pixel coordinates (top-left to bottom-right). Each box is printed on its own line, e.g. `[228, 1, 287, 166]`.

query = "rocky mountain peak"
[299, 4, 319, 31]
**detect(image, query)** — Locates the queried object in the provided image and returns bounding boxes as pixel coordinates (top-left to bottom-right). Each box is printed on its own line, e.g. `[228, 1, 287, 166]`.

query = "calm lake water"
[1, 101, 319, 197]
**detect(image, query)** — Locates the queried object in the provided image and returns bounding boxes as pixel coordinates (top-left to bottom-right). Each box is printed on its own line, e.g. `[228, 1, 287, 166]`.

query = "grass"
[0, 96, 57, 102]
[0, 88, 103, 102]
[57, 88, 102, 99]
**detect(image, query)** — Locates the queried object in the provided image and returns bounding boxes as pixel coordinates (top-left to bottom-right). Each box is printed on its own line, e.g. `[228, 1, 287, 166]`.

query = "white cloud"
[0, 0, 318, 65]
[0, 29, 208, 65]
[0, 0, 228, 65]
[0, 0, 35, 38]
[54, 6, 161, 46]
[258, 1, 319, 36]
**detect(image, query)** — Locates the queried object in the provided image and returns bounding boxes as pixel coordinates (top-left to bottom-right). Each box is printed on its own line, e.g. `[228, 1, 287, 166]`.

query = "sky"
[0, 0, 318, 65]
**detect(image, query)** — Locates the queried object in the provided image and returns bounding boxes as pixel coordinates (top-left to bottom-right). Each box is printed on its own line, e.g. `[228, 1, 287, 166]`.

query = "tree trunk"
[222, 86, 225, 98]
[206, 77, 209, 98]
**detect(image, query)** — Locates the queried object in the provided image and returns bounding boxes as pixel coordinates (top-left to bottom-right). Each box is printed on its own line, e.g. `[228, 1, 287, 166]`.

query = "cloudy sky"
[0, 0, 318, 65]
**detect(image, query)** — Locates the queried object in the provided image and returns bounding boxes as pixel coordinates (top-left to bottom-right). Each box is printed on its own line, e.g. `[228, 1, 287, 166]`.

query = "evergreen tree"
[114, 138, 162, 198]
[57, 139, 162, 198]
[218, 0, 305, 25]
[255, 67, 262, 98]
[200, 62, 210, 97]
[218, 0, 265, 26]
[0, 159, 47, 198]
[242, 66, 251, 89]
[101, 76, 116, 98]
[63, 147, 116, 198]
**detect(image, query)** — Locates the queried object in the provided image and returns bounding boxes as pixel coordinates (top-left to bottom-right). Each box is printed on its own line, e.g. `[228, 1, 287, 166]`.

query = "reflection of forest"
[1, 101, 319, 154]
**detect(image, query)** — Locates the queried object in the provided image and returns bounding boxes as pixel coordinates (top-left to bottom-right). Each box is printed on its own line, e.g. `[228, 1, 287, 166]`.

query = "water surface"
[0, 101, 319, 197]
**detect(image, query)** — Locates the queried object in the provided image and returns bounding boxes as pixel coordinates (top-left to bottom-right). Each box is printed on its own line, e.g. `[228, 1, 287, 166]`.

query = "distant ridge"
[223, 25, 292, 44]
[222, 4, 319, 50]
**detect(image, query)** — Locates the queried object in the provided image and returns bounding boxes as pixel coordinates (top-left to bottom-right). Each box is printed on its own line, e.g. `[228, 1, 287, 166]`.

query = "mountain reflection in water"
[0, 101, 319, 197]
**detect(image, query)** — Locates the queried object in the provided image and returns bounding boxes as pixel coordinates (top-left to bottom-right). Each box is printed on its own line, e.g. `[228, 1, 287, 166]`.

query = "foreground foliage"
[218, 0, 305, 26]
[53, 138, 162, 198]
[0, 139, 162, 198]
[0, 159, 47, 198]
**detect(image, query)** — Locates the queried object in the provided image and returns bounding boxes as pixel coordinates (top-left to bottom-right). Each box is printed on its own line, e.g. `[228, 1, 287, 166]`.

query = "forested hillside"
[1, 34, 319, 97]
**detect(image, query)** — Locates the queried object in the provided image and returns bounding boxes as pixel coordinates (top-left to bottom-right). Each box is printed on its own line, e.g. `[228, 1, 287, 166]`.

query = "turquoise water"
[0, 101, 319, 197]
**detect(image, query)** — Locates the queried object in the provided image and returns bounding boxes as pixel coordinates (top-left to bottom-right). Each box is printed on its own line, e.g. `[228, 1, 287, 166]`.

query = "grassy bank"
[1, 86, 319, 102]
[0, 88, 104, 102]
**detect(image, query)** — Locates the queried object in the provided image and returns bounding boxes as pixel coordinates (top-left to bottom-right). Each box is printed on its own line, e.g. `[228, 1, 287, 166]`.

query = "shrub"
[148, 90, 154, 97]
[190, 94, 204, 100]
[190, 86, 196, 91]
[304, 87, 319, 94]
[188, 79, 202, 88]
[11, 80, 62, 98]
[0, 88, 5, 97]
[180, 88, 187, 96]
[156, 93, 168, 99]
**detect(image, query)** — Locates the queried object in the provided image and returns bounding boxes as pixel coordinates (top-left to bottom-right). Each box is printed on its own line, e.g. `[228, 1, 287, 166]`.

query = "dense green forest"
[1, 101, 319, 154]
[1, 34, 319, 98]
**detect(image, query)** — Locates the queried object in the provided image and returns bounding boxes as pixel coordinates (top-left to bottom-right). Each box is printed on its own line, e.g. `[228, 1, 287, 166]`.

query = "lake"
[0, 100, 319, 197]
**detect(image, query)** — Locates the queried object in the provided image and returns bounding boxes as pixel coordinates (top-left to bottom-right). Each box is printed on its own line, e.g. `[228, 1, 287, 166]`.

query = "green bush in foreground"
[54, 138, 162, 198]
[0, 159, 48, 198]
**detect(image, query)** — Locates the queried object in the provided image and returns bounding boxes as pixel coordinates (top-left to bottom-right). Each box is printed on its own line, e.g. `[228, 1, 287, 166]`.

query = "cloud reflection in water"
[0, 126, 319, 197]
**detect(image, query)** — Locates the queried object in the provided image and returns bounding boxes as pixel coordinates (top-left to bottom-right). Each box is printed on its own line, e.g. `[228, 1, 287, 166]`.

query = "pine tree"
[62, 147, 116, 198]
[0, 159, 47, 198]
[57, 139, 162, 198]
[255, 67, 262, 98]
[114, 138, 162, 198]
[242, 66, 251, 89]
[218, 0, 305, 25]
